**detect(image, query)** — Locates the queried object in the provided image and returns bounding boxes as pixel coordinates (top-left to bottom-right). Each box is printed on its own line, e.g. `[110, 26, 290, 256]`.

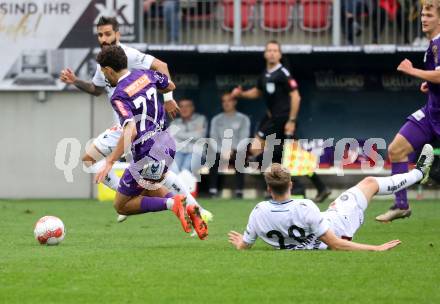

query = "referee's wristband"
[163, 91, 173, 102]
[288, 118, 297, 123]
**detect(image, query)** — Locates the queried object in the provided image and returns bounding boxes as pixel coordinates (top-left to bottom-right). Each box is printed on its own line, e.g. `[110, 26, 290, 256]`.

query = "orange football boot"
[172, 195, 191, 233]
[186, 204, 208, 240]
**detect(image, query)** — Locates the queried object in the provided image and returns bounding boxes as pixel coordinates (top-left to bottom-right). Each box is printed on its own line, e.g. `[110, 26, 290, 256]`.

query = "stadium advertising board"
[0, 0, 140, 91]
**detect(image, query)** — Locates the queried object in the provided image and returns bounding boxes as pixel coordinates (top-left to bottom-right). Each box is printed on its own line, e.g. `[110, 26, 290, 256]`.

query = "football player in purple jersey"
[376, 0, 440, 222]
[94, 45, 208, 240]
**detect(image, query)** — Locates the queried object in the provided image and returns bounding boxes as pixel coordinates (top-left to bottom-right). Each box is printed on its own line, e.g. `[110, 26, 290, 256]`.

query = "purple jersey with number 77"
[111, 69, 168, 138]
[110, 69, 176, 195]
[111, 69, 176, 161]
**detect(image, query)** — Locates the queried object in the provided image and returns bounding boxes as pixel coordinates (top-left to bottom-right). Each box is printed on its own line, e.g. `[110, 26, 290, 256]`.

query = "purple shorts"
[117, 130, 176, 197]
[399, 106, 440, 151]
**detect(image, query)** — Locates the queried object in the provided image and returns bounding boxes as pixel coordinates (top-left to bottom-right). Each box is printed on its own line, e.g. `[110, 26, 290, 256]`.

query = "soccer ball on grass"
[34, 216, 65, 245]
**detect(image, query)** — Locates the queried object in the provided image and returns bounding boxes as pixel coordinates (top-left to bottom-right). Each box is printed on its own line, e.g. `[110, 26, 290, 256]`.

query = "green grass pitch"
[0, 198, 439, 303]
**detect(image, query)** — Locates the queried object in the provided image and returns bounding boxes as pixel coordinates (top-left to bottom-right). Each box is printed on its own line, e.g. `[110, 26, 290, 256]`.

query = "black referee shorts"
[256, 115, 290, 140]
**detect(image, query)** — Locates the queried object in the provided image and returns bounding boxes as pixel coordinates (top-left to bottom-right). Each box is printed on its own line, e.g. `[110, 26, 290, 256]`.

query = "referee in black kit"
[231, 40, 331, 202]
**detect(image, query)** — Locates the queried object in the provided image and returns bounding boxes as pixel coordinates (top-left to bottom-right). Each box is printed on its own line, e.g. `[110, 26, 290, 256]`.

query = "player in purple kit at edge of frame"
[94, 45, 208, 240]
[376, 0, 440, 222]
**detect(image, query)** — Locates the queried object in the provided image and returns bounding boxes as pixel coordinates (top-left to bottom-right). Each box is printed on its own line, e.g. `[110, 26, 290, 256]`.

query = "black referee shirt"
[256, 64, 298, 119]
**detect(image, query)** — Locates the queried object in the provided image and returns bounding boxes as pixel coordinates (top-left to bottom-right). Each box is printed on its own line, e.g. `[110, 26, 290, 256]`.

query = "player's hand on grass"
[231, 86, 242, 98]
[228, 231, 245, 250]
[60, 68, 77, 84]
[421, 82, 429, 94]
[397, 59, 413, 75]
[164, 99, 179, 119]
[95, 159, 114, 184]
[375, 240, 401, 251]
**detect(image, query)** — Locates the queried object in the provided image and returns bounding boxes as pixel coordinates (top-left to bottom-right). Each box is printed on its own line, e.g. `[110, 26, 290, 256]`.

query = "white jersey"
[92, 43, 155, 124]
[243, 199, 330, 250]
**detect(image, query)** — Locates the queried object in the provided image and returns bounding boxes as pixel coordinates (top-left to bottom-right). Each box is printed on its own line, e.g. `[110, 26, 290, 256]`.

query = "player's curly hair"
[264, 163, 291, 196]
[97, 16, 119, 31]
[96, 45, 127, 72]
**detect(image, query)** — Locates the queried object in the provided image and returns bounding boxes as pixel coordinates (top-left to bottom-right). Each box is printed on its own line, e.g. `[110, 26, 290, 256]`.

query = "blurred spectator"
[371, 0, 414, 44]
[144, 0, 162, 19]
[341, 0, 369, 44]
[163, 0, 180, 44]
[342, 0, 421, 45]
[144, 0, 156, 12]
[208, 93, 251, 198]
[170, 99, 207, 174]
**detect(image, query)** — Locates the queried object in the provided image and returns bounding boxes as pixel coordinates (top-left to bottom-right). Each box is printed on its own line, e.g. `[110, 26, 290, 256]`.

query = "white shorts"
[93, 125, 122, 156]
[323, 187, 368, 240]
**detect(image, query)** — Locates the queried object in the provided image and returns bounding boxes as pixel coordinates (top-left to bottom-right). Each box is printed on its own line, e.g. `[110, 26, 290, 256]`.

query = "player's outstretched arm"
[60, 68, 105, 96]
[151, 58, 171, 79]
[95, 121, 137, 184]
[397, 59, 440, 84]
[319, 229, 401, 252]
[158, 79, 179, 119]
[158, 80, 176, 94]
[150, 59, 179, 118]
[228, 231, 252, 250]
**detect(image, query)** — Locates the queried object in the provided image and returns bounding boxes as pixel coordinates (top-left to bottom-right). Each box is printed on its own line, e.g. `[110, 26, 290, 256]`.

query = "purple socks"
[392, 162, 409, 209]
[140, 197, 168, 213]
[165, 192, 174, 199]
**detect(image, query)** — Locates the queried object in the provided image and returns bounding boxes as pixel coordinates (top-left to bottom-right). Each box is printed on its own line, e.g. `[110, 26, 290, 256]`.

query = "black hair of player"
[96, 45, 127, 72]
[97, 16, 119, 32]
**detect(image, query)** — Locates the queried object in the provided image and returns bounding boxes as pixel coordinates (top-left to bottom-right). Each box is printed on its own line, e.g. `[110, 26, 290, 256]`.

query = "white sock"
[163, 171, 199, 207]
[374, 169, 423, 195]
[165, 198, 174, 210]
[84, 159, 120, 191]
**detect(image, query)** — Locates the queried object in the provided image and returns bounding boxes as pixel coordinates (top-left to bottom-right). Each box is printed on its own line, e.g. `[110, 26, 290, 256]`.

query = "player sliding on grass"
[94, 45, 208, 240]
[376, 0, 440, 222]
[229, 144, 433, 250]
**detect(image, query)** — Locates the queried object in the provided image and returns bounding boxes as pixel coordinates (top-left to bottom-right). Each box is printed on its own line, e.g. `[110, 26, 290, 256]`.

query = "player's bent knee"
[113, 201, 128, 215]
[388, 136, 413, 161]
[357, 176, 379, 193]
[356, 176, 379, 200]
[388, 143, 407, 161]
[361, 176, 377, 187]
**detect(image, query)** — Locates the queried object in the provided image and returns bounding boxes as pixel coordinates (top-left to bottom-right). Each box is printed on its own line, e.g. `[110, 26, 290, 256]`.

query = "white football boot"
[117, 214, 128, 223]
[375, 144, 434, 223]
